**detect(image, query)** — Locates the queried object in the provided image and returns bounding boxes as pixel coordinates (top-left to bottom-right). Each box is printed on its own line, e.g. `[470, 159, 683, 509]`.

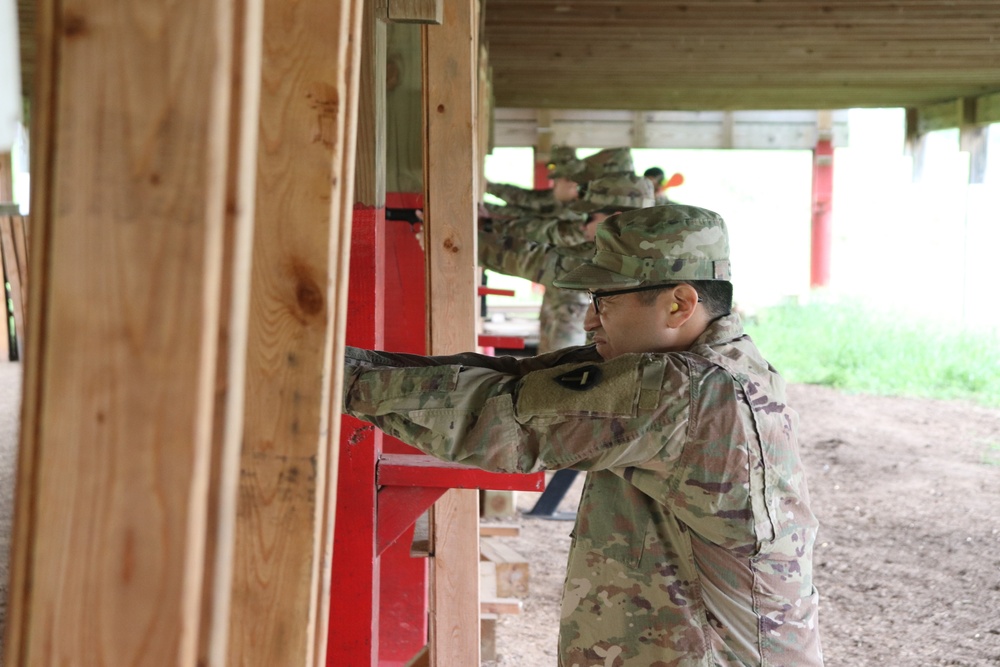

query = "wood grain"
[227, 0, 358, 665]
[5, 0, 239, 664]
[424, 0, 481, 664]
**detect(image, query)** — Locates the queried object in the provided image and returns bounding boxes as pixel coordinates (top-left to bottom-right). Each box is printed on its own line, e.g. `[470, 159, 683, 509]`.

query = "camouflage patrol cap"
[545, 145, 586, 180]
[552, 204, 732, 290]
[569, 173, 655, 213]
[577, 147, 635, 182]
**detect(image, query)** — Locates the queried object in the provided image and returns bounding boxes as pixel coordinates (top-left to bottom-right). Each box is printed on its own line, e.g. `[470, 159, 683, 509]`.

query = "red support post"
[330, 194, 546, 666]
[533, 146, 552, 191]
[329, 204, 386, 666]
[810, 139, 834, 288]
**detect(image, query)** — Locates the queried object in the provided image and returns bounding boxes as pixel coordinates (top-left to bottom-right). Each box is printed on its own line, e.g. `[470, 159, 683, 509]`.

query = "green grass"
[742, 302, 1000, 408]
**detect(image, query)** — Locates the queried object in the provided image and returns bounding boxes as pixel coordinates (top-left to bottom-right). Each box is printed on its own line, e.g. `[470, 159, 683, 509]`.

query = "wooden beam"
[386, 22, 424, 193]
[423, 0, 481, 663]
[315, 0, 364, 661]
[327, 1, 386, 663]
[917, 98, 965, 134]
[493, 108, 852, 151]
[196, 0, 264, 664]
[227, 0, 361, 664]
[387, 0, 443, 25]
[4, 0, 252, 664]
[974, 91, 1000, 126]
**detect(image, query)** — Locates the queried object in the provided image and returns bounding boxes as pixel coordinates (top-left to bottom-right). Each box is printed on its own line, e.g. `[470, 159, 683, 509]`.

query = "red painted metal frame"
[477, 335, 525, 349]
[329, 196, 545, 667]
[810, 139, 834, 288]
[379, 453, 545, 490]
[477, 286, 516, 297]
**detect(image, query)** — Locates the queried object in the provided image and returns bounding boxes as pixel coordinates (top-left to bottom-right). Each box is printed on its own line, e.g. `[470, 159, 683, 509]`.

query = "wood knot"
[442, 237, 460, 253]
[63, 12, 87, 37]
[297, 279, 323, 316]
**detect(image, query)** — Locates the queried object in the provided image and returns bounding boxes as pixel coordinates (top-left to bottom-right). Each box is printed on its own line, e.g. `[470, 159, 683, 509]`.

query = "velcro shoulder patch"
[517, 355, 643, 418]
[554, 365, 602, 390]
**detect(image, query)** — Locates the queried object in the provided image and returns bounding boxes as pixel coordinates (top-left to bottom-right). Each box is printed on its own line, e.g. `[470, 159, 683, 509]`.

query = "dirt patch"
[483, 383, 1000, 667]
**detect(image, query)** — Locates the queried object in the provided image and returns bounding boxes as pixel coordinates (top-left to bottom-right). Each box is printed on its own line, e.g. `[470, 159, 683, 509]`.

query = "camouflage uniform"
[485, 182, 559, 213]
[345, 204, 823, 666]
[479, 232, 592, 287]
[578, 147, 635, 182]
[495, 213, 589, 248]
[485, 145, 586, 216]
[504, 172, 654, 353]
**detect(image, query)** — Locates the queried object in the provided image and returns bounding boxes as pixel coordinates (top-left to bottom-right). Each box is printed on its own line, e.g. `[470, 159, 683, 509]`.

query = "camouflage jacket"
[537, 288, 589, 353]
[477, 231, 592, 288]
[486, 181, 558, 212]
[497, 213, 590, 247]
[342, 314, 823, 666]
[477, 230, 591, 352]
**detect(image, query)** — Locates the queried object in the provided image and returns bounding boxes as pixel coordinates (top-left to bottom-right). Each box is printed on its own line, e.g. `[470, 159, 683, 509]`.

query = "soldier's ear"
[665, 284, 699, 328]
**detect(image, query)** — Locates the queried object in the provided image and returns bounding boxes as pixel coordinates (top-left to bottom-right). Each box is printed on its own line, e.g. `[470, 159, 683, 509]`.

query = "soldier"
[644, 166, 683, 205]
[479, 172, 655, 277]
[487, 148, 640, 353]
[485, 145, 584, 217]
[342, 204, 824, 666]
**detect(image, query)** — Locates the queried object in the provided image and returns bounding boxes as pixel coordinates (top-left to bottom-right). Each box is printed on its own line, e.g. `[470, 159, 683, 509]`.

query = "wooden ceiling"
[15, 1, 1000, 118]
[483, 0, 1000, 112]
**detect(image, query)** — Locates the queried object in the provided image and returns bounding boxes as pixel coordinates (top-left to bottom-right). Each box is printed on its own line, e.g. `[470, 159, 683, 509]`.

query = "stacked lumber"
[479, 525, 530, 661]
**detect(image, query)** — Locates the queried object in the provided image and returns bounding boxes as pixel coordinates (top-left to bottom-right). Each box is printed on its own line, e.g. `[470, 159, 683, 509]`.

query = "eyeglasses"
[589, 283, 679, 314]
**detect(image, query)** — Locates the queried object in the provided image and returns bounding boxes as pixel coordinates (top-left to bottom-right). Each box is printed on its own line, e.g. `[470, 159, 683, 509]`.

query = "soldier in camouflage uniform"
[479, 172, 654, 279]
[488, 149, 641, 353]
[343, 204, 824, 666]
[485, 145, 585, 217]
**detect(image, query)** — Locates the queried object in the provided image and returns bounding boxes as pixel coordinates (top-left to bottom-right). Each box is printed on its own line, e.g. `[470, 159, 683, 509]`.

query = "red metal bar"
[477, 286, 516, 297]
[477, 335, 525, 349]
[385, 191, 424, 209]
[376, 486, 447, 556]
[533, 146, 553, 190]
[378, 453, 545, 491]
[810, 139, 834, 288]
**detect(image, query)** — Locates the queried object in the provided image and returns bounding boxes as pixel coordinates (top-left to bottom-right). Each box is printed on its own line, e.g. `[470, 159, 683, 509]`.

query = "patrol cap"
[569, 173, 655, 213]
[547, 145, 587, 180]
[577, 147, 635, 182]
[553, 204, 732, 290]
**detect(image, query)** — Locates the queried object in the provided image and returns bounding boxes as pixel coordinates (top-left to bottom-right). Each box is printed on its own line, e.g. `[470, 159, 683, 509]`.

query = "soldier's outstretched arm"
[342, 351, 691, 475]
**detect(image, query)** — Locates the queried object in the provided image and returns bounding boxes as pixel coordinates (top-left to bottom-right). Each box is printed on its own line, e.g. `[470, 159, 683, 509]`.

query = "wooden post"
[227, 0, 361, 665]
[423, 0, 481, 663]
[4, 0, 254, 664]
[534, 109, 553, 190]
[196, 0, 264, 664]
[327, 1, 387, 664]
[315, 0, 365, 661]
[0, 153, 13, 361]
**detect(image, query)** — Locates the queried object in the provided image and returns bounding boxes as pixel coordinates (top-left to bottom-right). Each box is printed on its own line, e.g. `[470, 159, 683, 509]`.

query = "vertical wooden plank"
[314, 0, 364, 662]
[423, 0, 481, 664]
[0, 154, 12, 361]
[0, 152, 12, 201]
[385, 22, 423, 194]
[196, 0, 264, 665]
[0, 216, 24, 357]
[328, 1, 386, 663]
[226, 0, 358, 664]
[3, 0, 238, 664]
